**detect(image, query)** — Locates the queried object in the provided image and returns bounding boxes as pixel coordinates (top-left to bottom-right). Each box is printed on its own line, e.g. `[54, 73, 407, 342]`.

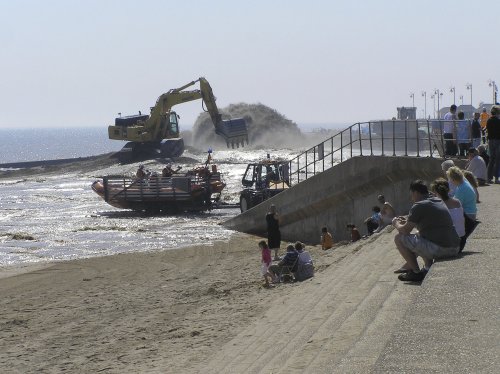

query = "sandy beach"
[0, 231, 352, 373]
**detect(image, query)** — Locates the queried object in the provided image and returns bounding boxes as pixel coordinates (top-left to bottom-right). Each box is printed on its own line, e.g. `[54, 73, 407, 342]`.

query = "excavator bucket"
[216, 118, 249, 149]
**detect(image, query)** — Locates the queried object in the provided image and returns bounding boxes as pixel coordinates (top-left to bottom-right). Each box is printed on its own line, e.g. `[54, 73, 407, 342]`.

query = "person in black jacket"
[471, 112, 482, 148]
[486, 106, 500, 183]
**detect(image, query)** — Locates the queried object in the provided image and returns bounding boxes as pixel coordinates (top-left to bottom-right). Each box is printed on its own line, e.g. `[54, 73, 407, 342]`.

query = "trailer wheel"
[240, 195, 251, 212]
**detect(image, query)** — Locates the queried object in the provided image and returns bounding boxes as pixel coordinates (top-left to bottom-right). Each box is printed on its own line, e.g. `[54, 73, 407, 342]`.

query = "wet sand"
[0, 232, 344, 373]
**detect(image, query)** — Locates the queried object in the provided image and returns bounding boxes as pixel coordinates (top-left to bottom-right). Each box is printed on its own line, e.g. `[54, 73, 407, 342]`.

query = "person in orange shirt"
[480, 107, 490, 143]
[321, 227, 334, 250]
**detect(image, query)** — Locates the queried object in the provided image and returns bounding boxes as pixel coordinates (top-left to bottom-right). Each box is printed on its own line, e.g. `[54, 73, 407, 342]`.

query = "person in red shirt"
[258, 240, 274, 288]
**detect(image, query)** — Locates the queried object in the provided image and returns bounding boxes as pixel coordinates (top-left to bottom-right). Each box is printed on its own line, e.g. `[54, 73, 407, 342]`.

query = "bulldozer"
[108, 77, 248, 163]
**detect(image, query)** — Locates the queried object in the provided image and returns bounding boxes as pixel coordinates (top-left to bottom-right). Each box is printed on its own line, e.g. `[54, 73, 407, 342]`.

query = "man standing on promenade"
[392, 180, 460, 282]
[486, 105, 500, 184]
[443, 104, 458, 156]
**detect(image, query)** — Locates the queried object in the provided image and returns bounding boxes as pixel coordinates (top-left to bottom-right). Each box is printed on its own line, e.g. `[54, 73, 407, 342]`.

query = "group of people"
[391, 159, 480, 282]
[135, 164, 179, 181]
[442, 105, 500, 184]
[258, 239, 314, 288]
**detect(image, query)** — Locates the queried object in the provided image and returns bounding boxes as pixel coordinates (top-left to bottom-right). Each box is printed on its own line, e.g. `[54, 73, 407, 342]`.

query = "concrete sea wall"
[223, 156, 447, 244]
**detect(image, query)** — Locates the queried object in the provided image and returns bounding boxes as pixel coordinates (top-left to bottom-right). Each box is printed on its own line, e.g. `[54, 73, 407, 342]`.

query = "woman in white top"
[431, 178, 466, 251]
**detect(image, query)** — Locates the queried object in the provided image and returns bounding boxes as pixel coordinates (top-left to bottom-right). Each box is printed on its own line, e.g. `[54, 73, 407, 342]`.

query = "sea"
[0, 127, 302, 268]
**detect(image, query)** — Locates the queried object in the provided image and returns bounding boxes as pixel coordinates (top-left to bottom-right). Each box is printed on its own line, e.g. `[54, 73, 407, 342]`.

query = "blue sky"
[1, 0, 499, 129]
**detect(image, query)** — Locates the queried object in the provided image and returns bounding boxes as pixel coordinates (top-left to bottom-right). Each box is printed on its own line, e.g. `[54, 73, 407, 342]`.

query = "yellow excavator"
[108, 77, 248, 163]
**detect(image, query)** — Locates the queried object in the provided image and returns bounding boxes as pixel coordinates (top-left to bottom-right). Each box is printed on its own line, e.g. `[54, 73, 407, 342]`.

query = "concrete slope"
[201, 229, 419, 374]
[373, 184, 500, 374]
[224, 156, 446, 243]
[202, 184, 499, 373]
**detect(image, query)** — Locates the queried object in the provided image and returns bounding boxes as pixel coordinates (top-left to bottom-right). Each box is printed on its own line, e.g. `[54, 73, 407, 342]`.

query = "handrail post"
[404, 120, 408, 156]
[392, 119, 396, 156]
[358, 123, 363, 156]
[368, 122, 373, 155]
[416, 120, 420, 157]
[313, 146, 316, 176]
[305, 152, 308, 180]
[427, 120, 432, 157]
[350, 126, 353, 158]
[340, 130, 343, 162]
[381, 120, 385, 156]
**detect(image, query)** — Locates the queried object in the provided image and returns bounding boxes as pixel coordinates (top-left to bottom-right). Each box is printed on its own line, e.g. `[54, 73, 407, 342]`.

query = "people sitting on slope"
[320, 226, 334, 250]
[269, 244, 298, 282]
[364, 206, 382, 235]
[392, 180, 460, 282]
[466, 147, 488, 186]
[376, 194, 396, 231]
[295, 242, 314, 281]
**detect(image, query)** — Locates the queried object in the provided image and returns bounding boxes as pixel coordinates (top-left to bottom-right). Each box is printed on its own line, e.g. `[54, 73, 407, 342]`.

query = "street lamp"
[488, 79, 497, 104]
[431, 94, 436, 118]
[421, 91, 427, 118]
[459, 95, 464, 105]
[450, 86, 456, 104]
[410, 92, 415, 108]
[434, 89, 443, 118]
[466, 83, 472, 106]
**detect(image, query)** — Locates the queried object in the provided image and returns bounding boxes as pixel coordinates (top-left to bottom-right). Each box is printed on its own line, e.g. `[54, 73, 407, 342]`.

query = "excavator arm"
[145, 77, 248, 147]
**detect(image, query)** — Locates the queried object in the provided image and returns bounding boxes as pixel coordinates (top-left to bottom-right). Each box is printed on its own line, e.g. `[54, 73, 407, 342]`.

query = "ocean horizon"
[0, 123, 346, 164]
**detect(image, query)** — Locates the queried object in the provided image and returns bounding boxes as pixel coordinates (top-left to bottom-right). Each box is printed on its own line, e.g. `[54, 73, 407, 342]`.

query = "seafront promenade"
[202, 184, 500, 374]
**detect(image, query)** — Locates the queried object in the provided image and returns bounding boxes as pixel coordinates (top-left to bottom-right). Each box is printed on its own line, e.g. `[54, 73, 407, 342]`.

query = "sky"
[1, 0, 499, 130]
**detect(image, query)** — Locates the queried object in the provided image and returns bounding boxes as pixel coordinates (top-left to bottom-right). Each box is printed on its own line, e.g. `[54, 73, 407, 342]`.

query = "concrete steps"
[201, 230, 419, 373]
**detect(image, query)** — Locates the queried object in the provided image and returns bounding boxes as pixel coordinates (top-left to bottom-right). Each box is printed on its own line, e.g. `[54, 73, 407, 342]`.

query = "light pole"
[410, 92, 415, 108]
[450, 86, 456, 104]
[434, 89, 443, 118]
[459, 95, 464, 105]
[421, 91, 427, 119]
[466, 83, 472, 106]
[488, 79, 497, 104]
[431, 94, 436, 118]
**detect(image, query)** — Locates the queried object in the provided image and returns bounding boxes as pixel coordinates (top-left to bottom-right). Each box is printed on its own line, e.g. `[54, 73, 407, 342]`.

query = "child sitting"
[321, 226, 334, 250]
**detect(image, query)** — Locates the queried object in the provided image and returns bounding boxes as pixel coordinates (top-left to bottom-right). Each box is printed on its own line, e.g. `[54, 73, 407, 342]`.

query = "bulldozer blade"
[217, 118, 248, 148]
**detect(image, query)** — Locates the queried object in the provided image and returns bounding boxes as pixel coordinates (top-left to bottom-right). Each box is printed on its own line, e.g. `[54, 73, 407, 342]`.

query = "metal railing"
[286, 119, 475, 186]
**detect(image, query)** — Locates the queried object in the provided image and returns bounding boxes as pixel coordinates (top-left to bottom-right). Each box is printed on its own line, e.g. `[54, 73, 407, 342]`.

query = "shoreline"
[0, 230, 356, 373]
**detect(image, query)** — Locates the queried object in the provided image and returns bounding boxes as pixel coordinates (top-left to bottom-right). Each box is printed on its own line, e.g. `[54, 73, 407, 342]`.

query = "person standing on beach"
[486, 105, 500, 184]
[443, 105, 458, 156]
[266, 204, 281, 260]
[258, 240, 274, 288]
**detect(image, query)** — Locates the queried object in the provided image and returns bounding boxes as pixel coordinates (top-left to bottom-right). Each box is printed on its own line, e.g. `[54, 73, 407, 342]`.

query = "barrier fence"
[286, 119, 476, 186]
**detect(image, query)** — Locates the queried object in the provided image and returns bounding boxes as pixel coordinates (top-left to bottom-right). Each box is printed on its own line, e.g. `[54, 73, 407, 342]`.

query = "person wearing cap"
[479, 107, 489, 144]
[136, 165, 146, 180]
[466, 148, 487, 186]
[486, 105, 500, 184]
[162, 163, 174, 178]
